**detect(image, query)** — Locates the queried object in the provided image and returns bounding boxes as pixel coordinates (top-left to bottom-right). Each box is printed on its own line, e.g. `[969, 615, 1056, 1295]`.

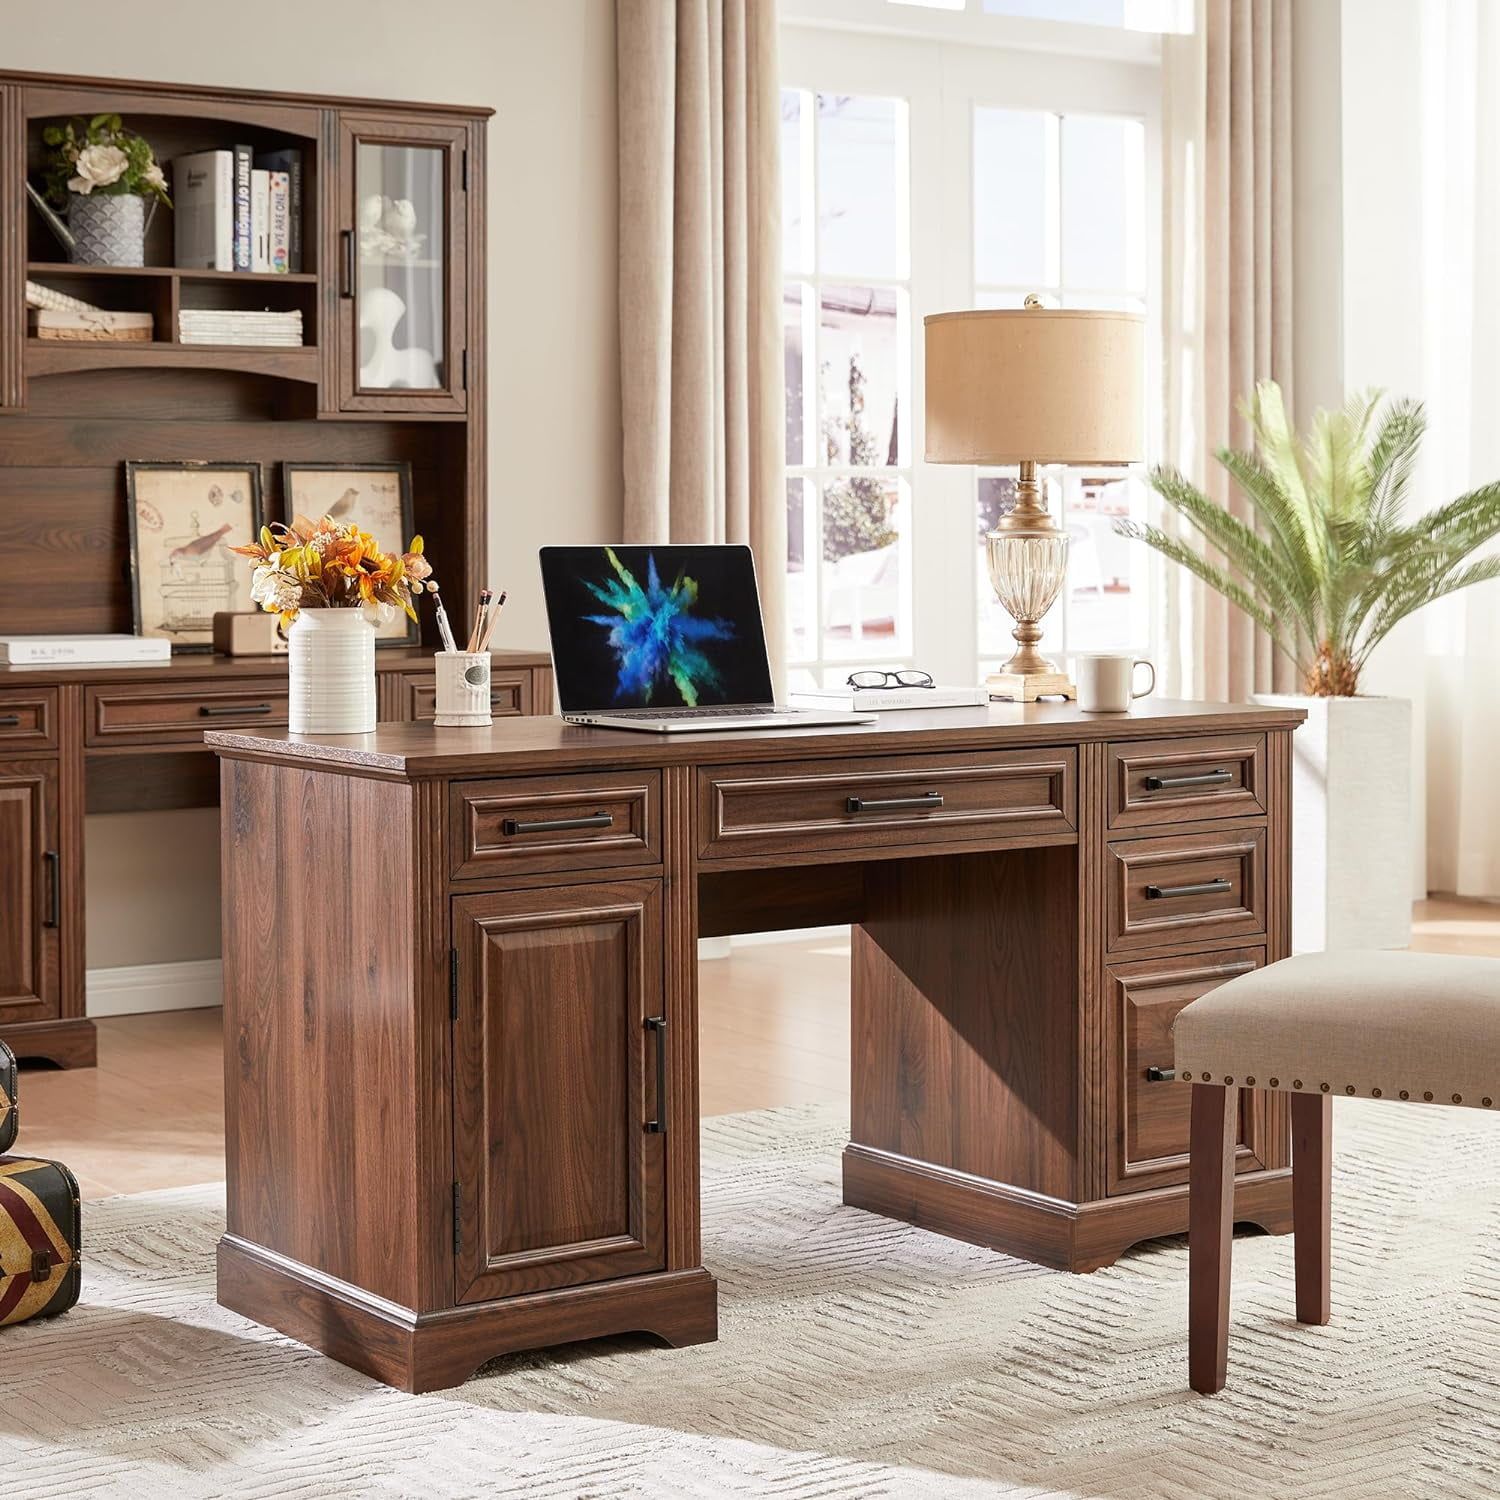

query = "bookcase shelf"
[24, 337, 319, 382]
[28, 262, 319, 285]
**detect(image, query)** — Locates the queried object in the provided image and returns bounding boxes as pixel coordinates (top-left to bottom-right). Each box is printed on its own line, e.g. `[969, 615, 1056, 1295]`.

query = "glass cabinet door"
[337, 117, 467, 412]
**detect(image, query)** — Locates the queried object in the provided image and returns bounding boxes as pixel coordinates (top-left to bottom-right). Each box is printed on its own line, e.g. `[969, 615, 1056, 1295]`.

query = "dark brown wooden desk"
[209, 698, 1303, 1391]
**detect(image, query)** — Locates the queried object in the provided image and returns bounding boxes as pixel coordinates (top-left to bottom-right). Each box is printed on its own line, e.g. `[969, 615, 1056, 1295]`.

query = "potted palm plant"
[1117, 382, 1500, 950]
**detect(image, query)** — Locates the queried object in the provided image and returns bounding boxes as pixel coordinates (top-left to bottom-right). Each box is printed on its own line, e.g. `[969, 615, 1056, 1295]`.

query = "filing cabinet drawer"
[1107, 946, 1268, 1194]
[1107, 734, 1266, 830]
[452, 770, 661, 879]
[85, 680, 289, 745]
[697, 747, 1076, 863]
[0, 689, 58, 752]
[402, 667, 532, 722]
[1106, 825, 1266, 954]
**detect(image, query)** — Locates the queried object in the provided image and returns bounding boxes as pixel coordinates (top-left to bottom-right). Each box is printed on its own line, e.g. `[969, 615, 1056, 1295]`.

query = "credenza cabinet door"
[452, 880, 666, 1303]
[0, 761, 60, 1024]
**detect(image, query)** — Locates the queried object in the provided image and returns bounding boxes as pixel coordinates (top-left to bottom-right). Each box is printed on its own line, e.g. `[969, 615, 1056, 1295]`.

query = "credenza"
[208, 697, 1305, 1392]
[0, 649, 551, 1067]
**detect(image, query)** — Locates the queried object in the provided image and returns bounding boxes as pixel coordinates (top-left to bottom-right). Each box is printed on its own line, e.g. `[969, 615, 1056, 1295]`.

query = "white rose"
[142, 162, 166, 192]
[67, 143, 129, 196]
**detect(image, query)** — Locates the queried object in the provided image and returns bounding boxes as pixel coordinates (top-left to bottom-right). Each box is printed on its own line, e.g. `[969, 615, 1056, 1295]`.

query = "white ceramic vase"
[287, 608, 377, 735]
[1253, 693, 1412, 952]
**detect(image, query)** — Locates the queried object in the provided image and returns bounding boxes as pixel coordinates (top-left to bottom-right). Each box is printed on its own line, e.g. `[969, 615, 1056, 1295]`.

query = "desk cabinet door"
[452, 880, 666, 1302]
[0, 761, 60, 1024]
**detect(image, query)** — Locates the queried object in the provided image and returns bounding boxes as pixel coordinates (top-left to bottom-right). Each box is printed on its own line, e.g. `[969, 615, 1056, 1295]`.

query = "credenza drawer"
[1105, 826, 1266, 954]
[697, 748, 1076, 862]
[401, 668, 532, 723]
[1107, 946, 1268, 1194]
[1107, 733, 1266, 829]
[85, 680, 289, 745]
[0, 689, 58, 752]
[451, 770, 661, 879]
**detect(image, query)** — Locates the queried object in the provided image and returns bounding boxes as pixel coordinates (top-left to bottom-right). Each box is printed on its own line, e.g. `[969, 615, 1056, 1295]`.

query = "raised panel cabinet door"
[335, 114, 468, 414]
[0, 761, 61, 1024]
[452, 879, 666, 1302]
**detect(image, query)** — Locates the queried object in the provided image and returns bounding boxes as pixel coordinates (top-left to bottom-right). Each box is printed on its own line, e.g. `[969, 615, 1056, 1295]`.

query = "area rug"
[2, 1100, 1499, 1498]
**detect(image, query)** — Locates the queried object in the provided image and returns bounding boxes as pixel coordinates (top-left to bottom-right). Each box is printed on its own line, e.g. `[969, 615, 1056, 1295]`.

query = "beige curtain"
[1161, 0, 1296, 701]
[617, 0, 788, 679]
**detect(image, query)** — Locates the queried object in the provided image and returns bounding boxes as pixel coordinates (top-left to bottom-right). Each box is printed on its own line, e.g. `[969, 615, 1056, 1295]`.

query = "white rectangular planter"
[1254, 694, 1412, 952]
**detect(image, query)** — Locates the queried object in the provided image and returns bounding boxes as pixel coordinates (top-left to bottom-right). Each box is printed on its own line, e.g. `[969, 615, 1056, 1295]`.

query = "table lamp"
[924, 298, 1145, 702]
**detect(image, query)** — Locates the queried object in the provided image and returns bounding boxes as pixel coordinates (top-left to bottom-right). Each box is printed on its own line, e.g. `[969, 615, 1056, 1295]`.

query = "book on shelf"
[172, 150, 234, 271]
[249, 169, 271, 273]
[231, 145, 253, 271]
[254, 148, 303, 271]
[788, 684, 988, 712]
[267, 170, 290, 273]
[178, 308, 304, 347]
[0, 635, 170, 666]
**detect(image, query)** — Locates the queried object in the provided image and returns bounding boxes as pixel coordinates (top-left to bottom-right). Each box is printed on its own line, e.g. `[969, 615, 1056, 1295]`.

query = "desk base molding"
[217, 1235, 718, 1393]
[0, 1017, 96, 1069]
[842, 1144, 1292, 1273]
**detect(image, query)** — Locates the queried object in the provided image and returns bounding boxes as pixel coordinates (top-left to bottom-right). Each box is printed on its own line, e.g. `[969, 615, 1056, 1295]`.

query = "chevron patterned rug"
[0, 1099, 1497, 1498]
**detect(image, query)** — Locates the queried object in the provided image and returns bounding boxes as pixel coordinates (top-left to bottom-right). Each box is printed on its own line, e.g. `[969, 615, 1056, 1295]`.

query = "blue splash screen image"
[541, 544, 775, 712]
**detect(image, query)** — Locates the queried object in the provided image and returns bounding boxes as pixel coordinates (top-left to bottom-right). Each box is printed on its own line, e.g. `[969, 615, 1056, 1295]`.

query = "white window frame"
[781, 5, 1162, 688]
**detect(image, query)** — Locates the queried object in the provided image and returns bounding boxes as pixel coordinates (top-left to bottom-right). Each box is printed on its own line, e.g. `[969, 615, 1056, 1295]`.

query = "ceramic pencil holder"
[432, 651, 492, 728]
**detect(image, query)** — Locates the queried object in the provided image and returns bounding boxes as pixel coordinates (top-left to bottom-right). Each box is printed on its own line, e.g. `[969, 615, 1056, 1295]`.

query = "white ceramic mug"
[1073, 653, 1155, 713]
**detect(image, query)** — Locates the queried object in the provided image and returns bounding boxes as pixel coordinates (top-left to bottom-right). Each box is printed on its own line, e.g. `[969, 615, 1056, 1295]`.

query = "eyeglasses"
[846, 670, 935, 690]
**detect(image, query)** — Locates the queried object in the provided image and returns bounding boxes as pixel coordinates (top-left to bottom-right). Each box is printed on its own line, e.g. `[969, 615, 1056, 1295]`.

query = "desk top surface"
[207, 698, 1306, 779]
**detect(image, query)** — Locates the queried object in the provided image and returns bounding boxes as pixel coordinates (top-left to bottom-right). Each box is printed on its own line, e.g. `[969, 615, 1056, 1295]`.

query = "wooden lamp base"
[986, 671, 1077, 703]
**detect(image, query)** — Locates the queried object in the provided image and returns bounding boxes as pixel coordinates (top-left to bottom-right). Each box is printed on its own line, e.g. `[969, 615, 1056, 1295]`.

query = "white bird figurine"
[383, 198, 418, 241]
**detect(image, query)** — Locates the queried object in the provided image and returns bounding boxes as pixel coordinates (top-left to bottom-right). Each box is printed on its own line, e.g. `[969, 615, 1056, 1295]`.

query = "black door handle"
[645, 1015, 667, 1134]
[1144, 878, 1232, 900]
[1144, 769, 1234, 790]
[340, 228, 355, 298]
[1145, 1065, 1177, 1082]
[199, 703, 273, 717]
[43, 851, 59, 929]
[500, 811, 614, 836]
[846, 792, 944, 814]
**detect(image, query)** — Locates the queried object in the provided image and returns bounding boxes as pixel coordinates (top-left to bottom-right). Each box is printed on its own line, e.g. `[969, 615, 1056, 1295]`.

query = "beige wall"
[9, 1, 622, 972]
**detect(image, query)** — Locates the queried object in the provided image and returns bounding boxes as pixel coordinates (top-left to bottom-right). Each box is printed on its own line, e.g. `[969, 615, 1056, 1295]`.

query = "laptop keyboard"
[607, 705, 789, 720]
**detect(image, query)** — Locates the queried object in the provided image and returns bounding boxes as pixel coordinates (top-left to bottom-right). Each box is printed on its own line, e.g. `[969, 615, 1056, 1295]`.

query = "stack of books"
[179, 308, 304, 347]
[172, 146, 303, 273]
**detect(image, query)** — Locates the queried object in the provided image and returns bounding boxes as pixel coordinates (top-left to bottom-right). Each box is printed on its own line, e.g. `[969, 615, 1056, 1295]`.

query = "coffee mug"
[1073, 653, 1155, 712]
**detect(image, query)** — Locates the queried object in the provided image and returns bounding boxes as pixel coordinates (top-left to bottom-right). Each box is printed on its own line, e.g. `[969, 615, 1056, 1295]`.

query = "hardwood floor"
[11, 899, 1495, 1199]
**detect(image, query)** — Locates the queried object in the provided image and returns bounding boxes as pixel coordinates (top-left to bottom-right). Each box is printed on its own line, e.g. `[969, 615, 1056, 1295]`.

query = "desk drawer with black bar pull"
[451, 770, 662, 879]
[0, 689, 58, 752]
[1105, 825, 1266, 955]
[1106, 733, 1266, 830]
[696, 747, 1076, 863]
[85, 680, 290, 745]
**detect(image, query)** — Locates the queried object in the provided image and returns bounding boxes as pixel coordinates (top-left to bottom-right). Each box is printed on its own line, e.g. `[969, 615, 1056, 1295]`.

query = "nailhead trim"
[1485, 1098, 1493, 1108]
[1344, 1084, 1355, 1095]
[1170, 1075, 1496, 1105]
[1269, 1077, 1279, 1087]
[1400, 1090, 1410, 1100]
[1454, 1094, 1463, 1104]
[1223, 1076, 1234, 1085]
[1424, 1091, 1434, 1102]
[1320, 1083, 1331, 1093]
[1293, 1079, 1303, 1089]
[1246, 1075, 1256, 1085]
[1372, 1088, 1382, 1098]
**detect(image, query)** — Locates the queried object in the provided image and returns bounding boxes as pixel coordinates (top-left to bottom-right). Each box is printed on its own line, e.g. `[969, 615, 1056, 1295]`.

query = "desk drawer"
[1107, 734, 1266, 829]
[401, 668, 531, 723]
[86, 680, 289, 745]
[1106, 826, 1265, 954]
[0, 690, 58, 752]
[452, 770, 661, 879]
[697, 748, 1075, 863]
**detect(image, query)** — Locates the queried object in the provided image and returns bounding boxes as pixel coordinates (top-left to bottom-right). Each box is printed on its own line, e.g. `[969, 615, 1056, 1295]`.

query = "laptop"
[540, 544, 877, 733]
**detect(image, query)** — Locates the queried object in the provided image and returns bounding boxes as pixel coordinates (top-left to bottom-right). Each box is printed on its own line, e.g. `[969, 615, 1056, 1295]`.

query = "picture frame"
[125, 461, 265, 654]
[281, 461, 418, 646]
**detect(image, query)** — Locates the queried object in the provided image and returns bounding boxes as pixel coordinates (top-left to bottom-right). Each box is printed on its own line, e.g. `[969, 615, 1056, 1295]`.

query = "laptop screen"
[540, 544, 776, 713]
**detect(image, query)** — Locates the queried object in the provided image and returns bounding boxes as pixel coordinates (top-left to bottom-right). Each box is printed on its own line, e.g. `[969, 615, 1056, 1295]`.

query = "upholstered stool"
[1172, 950, 1500, 1394]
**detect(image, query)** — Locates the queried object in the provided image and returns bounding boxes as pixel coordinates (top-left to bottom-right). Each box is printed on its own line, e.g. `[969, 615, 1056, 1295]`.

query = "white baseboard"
[86, 959, 223, 1018]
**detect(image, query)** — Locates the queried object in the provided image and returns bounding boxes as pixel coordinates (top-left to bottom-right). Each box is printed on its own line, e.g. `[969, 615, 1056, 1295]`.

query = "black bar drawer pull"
[1145, 1065, 1177, 1082]
[846, 792, 944, 814]
[500, 811, 614, 837]
[0, 715, 19, 728]
[43, 851, 59, 929]
[199, 703, 273, 717]
[1144, 768, 1234, 791]
[645, 1015, 667, 1134]
[1144, 878, 1232, 901]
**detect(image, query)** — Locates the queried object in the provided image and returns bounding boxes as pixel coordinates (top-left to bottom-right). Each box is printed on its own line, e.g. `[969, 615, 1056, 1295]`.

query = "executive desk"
[208, 698, 1304, 1392]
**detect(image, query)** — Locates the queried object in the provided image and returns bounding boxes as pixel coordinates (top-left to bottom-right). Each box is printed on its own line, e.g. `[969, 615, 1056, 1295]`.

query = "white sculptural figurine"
[358, 285, 439, 390]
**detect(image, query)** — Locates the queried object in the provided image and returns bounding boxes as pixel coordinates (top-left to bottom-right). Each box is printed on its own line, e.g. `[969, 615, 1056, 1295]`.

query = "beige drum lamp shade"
[924, 307, 1145, 465]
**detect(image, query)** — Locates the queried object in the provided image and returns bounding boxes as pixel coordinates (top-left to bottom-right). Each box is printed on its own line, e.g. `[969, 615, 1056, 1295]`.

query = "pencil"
[478, 590, 507, 653]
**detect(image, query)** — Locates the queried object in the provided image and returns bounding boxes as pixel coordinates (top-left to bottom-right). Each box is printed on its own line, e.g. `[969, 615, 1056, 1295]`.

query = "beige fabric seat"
[1173, 950, 1500, 1110]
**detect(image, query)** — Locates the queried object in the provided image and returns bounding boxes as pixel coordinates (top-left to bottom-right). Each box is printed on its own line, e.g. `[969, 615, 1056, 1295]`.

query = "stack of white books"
[178, 309, 303, 347]
[789, 683, 987, 712]
[0, 634, 171, 666]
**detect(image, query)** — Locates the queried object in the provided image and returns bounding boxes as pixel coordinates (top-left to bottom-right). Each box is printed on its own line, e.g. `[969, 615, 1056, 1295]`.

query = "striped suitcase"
[0, 1156, 81, 1326]
[0, 1041, 14, 1154]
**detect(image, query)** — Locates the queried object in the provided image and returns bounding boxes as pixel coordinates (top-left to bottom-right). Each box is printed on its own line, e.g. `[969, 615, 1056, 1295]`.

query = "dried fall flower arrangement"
[232, 514, 433, 629]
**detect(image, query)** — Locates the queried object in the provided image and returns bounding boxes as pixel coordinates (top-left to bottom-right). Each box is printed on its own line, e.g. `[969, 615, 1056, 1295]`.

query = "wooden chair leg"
[1188, 1082, 1236, 1394]
[1292, 1092, 1332, 1326]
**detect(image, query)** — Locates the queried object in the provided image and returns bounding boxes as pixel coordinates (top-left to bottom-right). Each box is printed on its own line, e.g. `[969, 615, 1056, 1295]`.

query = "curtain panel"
[617, 0, 788, 679]
[1160, 0, 1296, 702]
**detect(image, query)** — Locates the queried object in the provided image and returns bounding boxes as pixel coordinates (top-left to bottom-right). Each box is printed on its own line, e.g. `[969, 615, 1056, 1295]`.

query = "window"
[781, 6, 1160, 691]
